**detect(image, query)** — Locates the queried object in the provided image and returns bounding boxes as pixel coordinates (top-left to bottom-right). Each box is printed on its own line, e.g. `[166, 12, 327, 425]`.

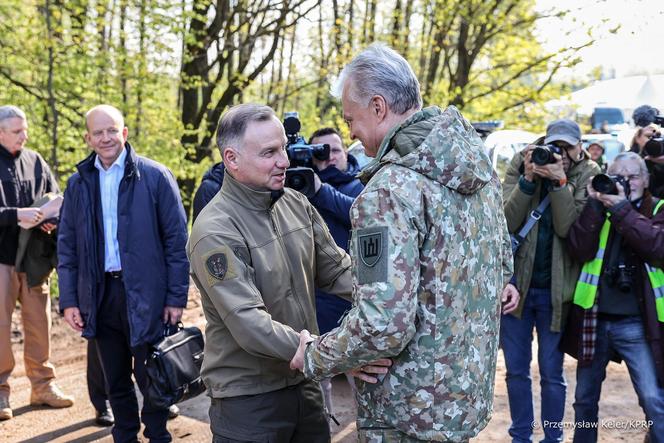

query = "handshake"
[289, 329, 392, 383]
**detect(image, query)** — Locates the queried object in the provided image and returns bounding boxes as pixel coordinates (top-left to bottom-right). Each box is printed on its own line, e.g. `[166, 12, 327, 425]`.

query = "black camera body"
[531, 144, 562, 165]
[607, 262, 636, 293]
[591, 173, 631, 198]
[282, 112, 330, 198]
[644, 136, 664, 158]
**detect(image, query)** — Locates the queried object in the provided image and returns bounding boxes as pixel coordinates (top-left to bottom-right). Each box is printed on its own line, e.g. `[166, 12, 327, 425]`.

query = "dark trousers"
[95, 273, 170, 443]
[87, 339, 109, 411]
[209, 379, 330, 443]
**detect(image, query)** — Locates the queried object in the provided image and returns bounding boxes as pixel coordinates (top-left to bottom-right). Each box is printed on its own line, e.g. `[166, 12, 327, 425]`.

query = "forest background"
[0, 0, 617, 217]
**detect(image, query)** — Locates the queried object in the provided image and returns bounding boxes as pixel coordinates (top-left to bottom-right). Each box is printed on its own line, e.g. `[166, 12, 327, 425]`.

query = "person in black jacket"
[307, 127, 363, 418]
[0, 105, 73, 422]
[192, 162, 225, 222]
[58, 105, 189, 442]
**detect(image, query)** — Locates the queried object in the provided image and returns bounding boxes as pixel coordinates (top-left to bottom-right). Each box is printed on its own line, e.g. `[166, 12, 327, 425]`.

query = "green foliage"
[0, 0, 596, 208]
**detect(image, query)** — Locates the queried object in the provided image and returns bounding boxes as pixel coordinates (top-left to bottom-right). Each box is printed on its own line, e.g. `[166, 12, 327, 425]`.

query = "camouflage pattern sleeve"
[493, 173, 514, 285]
[303, 187, 420, 380]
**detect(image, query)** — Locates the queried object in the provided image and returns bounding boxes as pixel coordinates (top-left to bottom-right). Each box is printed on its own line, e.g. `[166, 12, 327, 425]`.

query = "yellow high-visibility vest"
[573, 199, 664, 322]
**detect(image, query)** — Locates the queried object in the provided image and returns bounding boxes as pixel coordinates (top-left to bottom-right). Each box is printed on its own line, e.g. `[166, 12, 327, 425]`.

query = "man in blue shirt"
[58, 105, 189, 442]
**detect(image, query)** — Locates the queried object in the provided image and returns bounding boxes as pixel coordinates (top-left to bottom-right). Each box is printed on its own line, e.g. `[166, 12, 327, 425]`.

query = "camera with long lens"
[591, 173, 631, 198]
[644, 136, 664, 158]
[607, 262, 636, 292]
[531, 144, 562, 165]
[282, 112, 330, 198]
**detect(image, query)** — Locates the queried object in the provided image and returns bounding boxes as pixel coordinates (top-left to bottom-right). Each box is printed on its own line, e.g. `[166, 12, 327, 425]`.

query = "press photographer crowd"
[1, 43, 664, 443]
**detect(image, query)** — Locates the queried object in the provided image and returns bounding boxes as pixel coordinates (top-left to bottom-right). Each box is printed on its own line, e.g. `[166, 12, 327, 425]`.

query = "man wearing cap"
[501, 119, 600, 442]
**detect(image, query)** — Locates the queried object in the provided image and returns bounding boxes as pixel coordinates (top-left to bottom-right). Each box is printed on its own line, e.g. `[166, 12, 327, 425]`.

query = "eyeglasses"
[615, 174, 643, 182]
[551, 142, 577, 150]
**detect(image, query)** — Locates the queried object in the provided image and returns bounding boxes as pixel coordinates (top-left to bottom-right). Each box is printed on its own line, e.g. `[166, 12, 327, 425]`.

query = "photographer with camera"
[502, 118, 600, 442]
[306, 127, 363, 419]
[563, 152, 664, 442]
[631, 105, 664, 198]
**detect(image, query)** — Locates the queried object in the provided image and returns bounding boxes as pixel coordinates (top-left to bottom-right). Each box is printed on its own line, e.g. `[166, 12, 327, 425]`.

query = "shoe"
[0, 396, 11, 420]
[30, 383, 74, 408]
[95, 408, 114, 426]
[168, 404, 179, 419]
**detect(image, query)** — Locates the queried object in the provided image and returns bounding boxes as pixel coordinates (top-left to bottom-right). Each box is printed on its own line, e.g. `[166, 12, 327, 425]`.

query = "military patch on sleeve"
[202, 246, 238, 286]
[206, 253, 228, 280]
[356, 226, 388, 285]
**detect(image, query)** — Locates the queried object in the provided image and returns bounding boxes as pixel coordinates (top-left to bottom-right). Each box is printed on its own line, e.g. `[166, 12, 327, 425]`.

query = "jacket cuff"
[518, 176, 536, 195]
[58, 298, 78, 314]
[0, 208, 18, 227]
[608, 200, 631, 219]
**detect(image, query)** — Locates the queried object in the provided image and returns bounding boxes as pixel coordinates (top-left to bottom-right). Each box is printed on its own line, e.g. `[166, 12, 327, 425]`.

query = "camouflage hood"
[359, 106, 493, 195]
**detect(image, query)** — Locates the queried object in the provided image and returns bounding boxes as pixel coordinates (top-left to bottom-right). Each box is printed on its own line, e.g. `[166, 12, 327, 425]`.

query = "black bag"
[145, 323, 206, 409]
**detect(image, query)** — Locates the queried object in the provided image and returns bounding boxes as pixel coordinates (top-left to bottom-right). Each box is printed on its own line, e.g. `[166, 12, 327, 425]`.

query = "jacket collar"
[0, 143, 22, 160]
[76, 142, 139, 181]
[220, 171, 284, 210]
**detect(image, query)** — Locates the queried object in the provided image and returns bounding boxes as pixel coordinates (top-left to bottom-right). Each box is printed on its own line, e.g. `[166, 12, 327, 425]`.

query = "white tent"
[567, 75, 664, 118]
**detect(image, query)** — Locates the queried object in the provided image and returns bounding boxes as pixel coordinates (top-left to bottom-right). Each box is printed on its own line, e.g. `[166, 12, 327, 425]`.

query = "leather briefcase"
[145, 323, 206, 409]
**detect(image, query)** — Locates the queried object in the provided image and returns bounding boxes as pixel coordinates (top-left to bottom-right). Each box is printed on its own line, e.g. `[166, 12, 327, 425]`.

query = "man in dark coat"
[307, 127, 363, 417]
[58, 105, 189, 442]
[564, 151, 664, 442]
[192, 162, 225, 222]
[0, 105, 73, 422]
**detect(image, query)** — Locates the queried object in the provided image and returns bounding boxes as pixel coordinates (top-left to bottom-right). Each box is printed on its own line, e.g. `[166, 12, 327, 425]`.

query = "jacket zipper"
[268, 209, 308, 326]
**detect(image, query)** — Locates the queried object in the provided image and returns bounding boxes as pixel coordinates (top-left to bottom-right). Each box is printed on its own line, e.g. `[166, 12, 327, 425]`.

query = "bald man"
[58, 105, 189, 442]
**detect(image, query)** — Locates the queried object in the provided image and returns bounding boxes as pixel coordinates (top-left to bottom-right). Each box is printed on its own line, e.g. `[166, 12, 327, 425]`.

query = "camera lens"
[531, 146, 552, 165]
[644, 138, 664, 157]
[286, 173, 305, 190]
[591, 174, 618, 194]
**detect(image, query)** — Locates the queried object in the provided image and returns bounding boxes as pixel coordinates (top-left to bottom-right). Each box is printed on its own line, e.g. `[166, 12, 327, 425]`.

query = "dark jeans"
[87, 339, 109, 412]
[500, 288, 566, 443]
[573, 316, 664, 443]
[95, 273, 170, 443]
[209, 380, 330, 443]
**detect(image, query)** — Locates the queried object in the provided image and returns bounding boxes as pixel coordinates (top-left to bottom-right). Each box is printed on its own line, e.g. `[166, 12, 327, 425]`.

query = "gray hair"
[0, 106, 27, 125]
[216, 104, 277, 151]
[332, 43, 422, 115]
[609, 151, 649, 176]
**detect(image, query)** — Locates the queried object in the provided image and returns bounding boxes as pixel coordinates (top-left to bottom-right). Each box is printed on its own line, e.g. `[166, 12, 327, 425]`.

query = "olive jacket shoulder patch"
[356, 226, 388, 285]
[203, 246, 238, 285]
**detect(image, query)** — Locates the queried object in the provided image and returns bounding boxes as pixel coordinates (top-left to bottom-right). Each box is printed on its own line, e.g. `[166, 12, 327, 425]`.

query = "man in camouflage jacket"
[290, 44, 518, 443]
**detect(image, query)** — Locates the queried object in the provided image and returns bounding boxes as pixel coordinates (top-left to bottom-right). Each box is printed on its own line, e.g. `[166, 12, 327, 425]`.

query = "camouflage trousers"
[358, 427, 468, 443]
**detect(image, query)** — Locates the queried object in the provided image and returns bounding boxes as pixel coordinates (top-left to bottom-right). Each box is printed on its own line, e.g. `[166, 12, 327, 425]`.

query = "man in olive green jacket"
[189, 103, 383, 443]
[501, 119, 600, 442]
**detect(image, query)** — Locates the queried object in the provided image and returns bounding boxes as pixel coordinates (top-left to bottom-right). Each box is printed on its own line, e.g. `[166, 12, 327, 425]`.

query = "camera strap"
[512, 195, 551, 249]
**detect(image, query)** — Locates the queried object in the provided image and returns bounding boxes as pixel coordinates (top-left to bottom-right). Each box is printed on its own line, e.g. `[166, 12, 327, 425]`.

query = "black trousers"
[87, 338, 109, 411]
[209, 379, 330, 443]
[95, 273, 170, 443]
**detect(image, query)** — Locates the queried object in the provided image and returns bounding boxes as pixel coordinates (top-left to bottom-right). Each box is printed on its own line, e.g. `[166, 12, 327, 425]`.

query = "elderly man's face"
[341, 85, 383, 157]
[0, 117, 28, 154]
[609, 158, 648, 201]
[85, 109, 128, 169]
[231, 116, 290, 191]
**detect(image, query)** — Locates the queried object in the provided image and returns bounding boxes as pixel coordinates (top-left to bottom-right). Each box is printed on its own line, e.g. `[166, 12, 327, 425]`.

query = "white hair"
[332, 43, 422, 115]
[0, 106, 27, 125]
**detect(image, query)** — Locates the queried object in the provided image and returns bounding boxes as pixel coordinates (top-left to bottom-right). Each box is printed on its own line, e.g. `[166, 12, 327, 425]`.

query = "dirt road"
[0, 289, 649, 442]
